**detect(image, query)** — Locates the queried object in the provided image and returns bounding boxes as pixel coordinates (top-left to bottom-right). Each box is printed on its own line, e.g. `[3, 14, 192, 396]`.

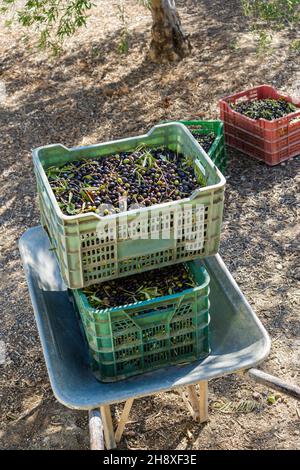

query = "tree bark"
[149, 0, 192, 62]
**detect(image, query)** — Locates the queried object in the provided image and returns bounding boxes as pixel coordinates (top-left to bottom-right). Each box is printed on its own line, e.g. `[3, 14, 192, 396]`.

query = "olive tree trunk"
[149, 0, 191, 62]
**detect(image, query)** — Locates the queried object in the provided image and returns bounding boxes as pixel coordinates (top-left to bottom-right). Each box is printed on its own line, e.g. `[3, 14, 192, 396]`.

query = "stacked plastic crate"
[163, 119, 227, 173]
[220, 84, 300, 166]
[33, 123, 226, 382]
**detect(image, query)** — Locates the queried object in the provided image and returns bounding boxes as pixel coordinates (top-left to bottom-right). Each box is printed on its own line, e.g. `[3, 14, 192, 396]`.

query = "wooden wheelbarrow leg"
[115, 398, 134, 444]
[89, 400, 134, 450]
[182, 380, 209, 423]
[198, 381, 208, 423]
[181, 386, 199, 421]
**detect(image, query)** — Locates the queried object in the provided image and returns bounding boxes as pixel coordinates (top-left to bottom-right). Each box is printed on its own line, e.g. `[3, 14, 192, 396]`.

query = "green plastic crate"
[33, 123, 225, 289]
[72, 261, 210, 382]
[165, 120, 227, 173]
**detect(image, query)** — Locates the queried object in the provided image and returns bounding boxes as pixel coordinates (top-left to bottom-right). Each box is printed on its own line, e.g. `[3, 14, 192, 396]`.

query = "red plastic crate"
[219, 84, 300, 165]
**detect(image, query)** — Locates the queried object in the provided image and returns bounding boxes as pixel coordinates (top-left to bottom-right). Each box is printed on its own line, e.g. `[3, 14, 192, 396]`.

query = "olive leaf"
[65, 191, 77, 214]
[137, 287, 161, 300]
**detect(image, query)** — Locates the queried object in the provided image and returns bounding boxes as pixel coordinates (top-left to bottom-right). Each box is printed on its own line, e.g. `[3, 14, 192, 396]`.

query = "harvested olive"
[46, 145, 205, 216]
[230, 98, 297, 120]
[190, 131, 215, 153]
[82, 263, 196, 309]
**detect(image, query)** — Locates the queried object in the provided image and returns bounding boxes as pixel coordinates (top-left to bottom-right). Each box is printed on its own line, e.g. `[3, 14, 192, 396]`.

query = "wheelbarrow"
[19, 226, 300, 450]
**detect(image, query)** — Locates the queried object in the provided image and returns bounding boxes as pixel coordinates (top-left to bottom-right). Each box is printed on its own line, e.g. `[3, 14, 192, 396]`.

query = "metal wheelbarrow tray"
[19, 227, 300, 450]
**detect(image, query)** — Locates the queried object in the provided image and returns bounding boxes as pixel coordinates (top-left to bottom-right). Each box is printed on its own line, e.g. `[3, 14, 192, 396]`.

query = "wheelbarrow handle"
[247, 368, 300, 401]
[89, 409, 105, 450]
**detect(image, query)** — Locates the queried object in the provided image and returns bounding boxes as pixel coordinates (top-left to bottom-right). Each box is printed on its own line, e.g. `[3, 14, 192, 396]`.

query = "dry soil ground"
[0, 0, 299, 450]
